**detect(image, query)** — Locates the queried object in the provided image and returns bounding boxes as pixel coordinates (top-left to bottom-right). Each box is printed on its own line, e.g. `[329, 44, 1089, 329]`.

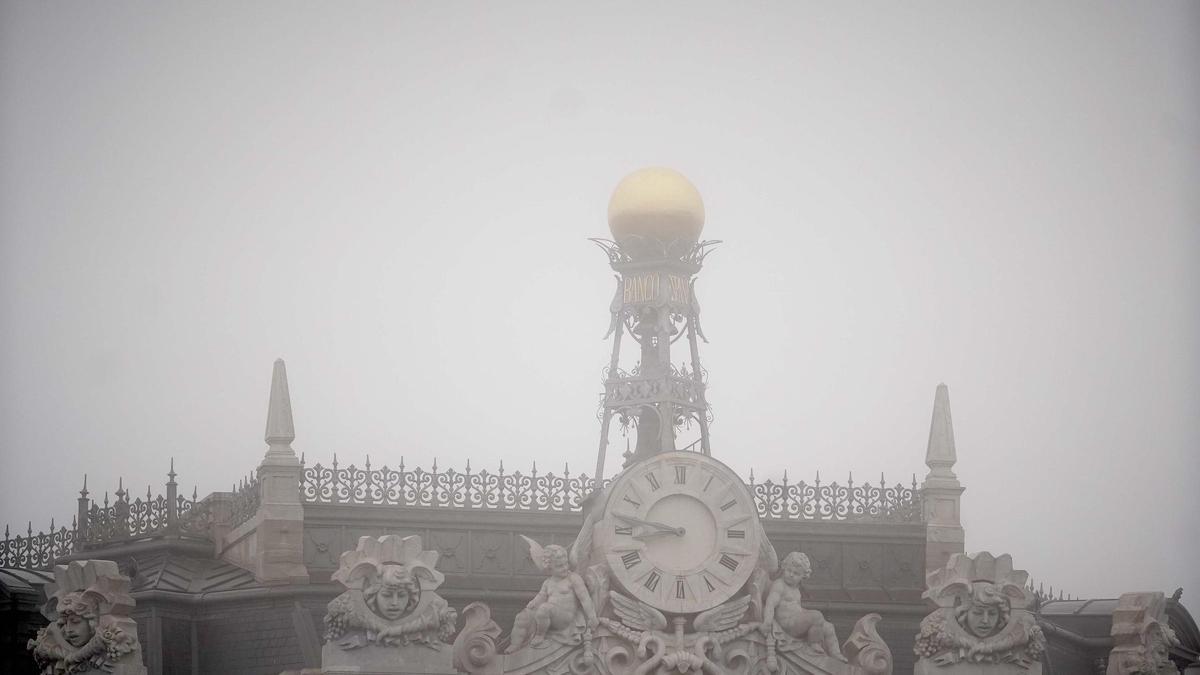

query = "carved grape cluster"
[324, 595, 353, 641]
[914, 615, 950, 659]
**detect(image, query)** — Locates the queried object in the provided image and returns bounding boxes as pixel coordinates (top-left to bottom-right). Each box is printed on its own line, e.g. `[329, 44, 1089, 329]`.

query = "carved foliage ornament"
[324, 535, 458, 649]
[915, 552, 1046, 669]
[28, 559, 145, 675]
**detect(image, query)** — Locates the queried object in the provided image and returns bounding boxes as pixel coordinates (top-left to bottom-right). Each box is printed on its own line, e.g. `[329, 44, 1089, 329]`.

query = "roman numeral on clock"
[623, 495, 641, 508]
[720, 499, 737, 511]
[644, 570, 661, 592]
[645, 473, 660, 491]
[674, 465, 687, 484]
[728, 529, 745, 539]
[621, 551, 640, 569]
[675, 577, 686, 599]
[615, 526, 632, 536]
[719, 554, 739, 572]
[703, 575, 716, 592]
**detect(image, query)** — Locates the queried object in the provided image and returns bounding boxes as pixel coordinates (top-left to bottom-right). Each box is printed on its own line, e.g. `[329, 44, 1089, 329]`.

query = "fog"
[1, 2, 1197, 600]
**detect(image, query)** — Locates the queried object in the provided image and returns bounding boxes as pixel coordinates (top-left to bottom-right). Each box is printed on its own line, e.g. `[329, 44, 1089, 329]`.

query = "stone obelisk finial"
[231, 358, 308, 585]
[924, 383, 957, 479]
[265, 358, 296, 457]
[920, 383, 965, 575]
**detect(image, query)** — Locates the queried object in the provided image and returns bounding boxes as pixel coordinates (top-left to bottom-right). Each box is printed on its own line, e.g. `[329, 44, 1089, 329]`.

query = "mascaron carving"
[28, 559, 146, 675]
[324, 535, 458, 650]
[915, 552, 1045, 673]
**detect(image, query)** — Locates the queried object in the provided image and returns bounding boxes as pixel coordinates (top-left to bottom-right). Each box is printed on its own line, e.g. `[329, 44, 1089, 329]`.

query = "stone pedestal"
[321, 640, 457, 675]
[252, 451, 310, 584]
[916, 663, 1037, 675]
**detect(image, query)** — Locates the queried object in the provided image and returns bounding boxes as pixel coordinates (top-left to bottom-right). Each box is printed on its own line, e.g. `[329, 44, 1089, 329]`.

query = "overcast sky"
[1, 2, 1197, 600]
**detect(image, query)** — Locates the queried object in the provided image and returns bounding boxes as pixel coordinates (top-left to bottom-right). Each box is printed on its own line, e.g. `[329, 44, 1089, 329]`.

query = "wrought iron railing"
[1, 461, 213, 570]
[3, 456, 924, 571]
[229, 476, 261, 529]
[301, 457, 923, 523]
[300, 456, 600, 511]
[1, 522, 76, 570]
[748, 471, 923, 523]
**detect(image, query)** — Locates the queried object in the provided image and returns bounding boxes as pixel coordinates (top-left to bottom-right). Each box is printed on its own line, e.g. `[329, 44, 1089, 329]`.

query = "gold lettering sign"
[622, 273, 691, 307]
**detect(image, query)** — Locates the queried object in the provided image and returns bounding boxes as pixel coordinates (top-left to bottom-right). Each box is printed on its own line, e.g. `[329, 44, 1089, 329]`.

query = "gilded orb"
[607, 168, 705, 253]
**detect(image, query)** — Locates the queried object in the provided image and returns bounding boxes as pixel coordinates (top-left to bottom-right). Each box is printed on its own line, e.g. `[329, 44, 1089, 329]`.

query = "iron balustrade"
[300, 457, 923, 524]
[2, 458, 923, 571]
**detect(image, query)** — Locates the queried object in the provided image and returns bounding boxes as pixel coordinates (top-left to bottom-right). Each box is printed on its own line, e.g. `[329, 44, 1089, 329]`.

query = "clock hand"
[632, 528, 685, 540]
[615, 513, 685, 535]
[615, 513, 681, 532]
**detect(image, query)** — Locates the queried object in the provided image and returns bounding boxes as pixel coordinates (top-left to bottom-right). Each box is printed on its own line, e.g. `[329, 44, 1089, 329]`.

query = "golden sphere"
[607, 167, 705, 248]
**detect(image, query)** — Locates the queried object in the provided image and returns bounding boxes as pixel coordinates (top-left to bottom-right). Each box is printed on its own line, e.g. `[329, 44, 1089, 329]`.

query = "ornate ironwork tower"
[592, 168, 719, 480]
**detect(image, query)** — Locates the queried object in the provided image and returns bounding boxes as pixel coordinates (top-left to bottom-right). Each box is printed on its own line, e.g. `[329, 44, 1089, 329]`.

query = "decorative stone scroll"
[1106, 592, 1180, 675]
[915, 552, 1046, 675]
[27, 559, 146, 675]
[322, 535, 459, 674]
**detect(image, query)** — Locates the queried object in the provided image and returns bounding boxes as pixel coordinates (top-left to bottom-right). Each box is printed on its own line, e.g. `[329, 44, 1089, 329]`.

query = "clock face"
[598, 451, 761, 614]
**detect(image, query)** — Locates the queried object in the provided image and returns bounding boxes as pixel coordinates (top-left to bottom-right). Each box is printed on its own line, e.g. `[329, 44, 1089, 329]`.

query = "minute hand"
[615, 513, 683, 533]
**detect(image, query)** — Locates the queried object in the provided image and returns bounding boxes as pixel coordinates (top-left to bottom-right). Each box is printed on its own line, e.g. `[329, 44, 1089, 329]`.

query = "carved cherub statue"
[28, 560, 145, 675]
[506, 536, 598, 653]
[762, 552, 847, 667]
[915, 552, 1045, 670]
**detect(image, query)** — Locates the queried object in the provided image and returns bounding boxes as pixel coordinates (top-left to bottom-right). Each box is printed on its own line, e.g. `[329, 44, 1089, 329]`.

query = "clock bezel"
[596, 451, 761, 614]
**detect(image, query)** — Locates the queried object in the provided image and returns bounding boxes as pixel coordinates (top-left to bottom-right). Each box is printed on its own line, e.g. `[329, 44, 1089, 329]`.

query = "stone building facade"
[3, 170, 1197, 674]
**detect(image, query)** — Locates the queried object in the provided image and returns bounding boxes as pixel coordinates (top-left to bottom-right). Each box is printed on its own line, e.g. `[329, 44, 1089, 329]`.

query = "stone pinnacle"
[265, 358, 296, 450]
[925, 383, 957, 479]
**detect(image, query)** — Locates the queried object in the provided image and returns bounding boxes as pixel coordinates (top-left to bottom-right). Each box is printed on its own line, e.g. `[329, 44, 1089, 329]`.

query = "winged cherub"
[507, 536, 598, 652]
[763, 552, 846, 665]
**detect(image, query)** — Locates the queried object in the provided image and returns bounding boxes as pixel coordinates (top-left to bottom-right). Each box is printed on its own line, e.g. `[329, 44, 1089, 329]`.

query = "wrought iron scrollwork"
[301, 457, 924, 523]
[1, 464, 214, 570]
[300, 457, 601, 511]
[748, 472, 923, 523]
[0, 522, 74, 570]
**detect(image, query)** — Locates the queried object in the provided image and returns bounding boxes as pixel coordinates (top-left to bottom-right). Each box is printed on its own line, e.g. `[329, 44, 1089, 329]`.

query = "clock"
[596, 451, 762, 614]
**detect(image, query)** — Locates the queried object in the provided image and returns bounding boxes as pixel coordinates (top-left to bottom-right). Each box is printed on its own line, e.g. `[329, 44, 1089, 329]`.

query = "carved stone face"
[545, 546, 570, 578]
[367, 564, 419, 621]
[376, 585, 411, 621]
[781, 552, 812, 587]
[964, 604, 1001, 638]
[61, 613, 94, 648]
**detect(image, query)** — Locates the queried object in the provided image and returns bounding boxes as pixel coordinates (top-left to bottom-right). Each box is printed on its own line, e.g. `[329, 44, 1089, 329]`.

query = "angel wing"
[610, 591, 668, 632]
[582, 563, 610, 616]
[759, 528, 779, 576]
[519, 535, 547, 573]
[693, 594, 751, 633]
